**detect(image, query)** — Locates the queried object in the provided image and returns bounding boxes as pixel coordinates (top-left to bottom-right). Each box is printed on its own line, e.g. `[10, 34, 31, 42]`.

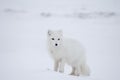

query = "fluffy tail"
[81, 64, 90, 76]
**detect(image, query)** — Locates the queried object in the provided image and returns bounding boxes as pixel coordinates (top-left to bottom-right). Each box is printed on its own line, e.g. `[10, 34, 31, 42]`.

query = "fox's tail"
[81, 64, 90, 76]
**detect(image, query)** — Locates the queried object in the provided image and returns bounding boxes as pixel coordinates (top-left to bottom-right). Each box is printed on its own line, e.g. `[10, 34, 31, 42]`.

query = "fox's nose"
[55, 43, 58, 46]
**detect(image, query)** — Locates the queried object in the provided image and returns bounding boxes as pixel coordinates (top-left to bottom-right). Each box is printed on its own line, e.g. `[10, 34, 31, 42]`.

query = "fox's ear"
[48, 30, 52, 36]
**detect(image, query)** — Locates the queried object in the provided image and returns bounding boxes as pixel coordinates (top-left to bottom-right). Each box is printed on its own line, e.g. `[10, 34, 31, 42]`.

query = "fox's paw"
[59, 70, 64, 73]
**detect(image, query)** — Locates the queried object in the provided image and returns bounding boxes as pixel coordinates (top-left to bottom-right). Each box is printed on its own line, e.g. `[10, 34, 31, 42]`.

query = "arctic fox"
[47, 30, 90, 76]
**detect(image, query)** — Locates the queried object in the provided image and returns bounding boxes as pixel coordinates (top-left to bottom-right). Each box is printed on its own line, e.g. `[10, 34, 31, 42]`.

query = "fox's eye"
[58, 38, 60, 40]
[51, 38, 54, 40]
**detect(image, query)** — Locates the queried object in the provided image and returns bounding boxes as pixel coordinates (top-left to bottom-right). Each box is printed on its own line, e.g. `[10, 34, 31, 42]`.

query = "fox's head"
[47, 30, 63, 47]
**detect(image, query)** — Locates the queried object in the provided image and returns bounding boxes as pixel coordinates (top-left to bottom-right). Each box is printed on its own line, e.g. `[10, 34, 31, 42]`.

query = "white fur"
[47, 30, 90, 76]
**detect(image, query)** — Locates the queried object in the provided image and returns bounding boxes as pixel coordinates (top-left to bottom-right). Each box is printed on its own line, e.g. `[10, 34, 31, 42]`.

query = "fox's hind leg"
[74, 65, 81, 76]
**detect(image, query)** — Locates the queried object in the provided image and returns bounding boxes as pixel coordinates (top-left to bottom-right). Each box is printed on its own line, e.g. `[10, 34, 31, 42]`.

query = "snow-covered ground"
[0, 0, 120, 80]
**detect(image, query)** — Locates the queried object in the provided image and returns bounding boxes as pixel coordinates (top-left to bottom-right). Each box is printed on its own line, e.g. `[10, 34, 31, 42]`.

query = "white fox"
[47, 30, 90, 76]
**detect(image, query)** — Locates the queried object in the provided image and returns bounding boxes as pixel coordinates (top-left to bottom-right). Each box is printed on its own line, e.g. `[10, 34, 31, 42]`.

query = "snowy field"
[0, 0, 120, 80]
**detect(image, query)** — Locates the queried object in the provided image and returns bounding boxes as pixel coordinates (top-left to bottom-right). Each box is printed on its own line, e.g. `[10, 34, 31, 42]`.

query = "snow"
[0, 0, 120, 80]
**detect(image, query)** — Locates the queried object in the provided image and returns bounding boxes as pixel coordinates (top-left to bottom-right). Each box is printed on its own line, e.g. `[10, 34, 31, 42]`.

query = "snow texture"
[0, 0, 120, 80]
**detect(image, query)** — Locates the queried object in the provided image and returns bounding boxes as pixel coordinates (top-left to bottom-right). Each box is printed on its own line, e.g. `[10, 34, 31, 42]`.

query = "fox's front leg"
[70, 67, 75, 75]
[54, 60, 59, 72]
[59, 59, 65, 73]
